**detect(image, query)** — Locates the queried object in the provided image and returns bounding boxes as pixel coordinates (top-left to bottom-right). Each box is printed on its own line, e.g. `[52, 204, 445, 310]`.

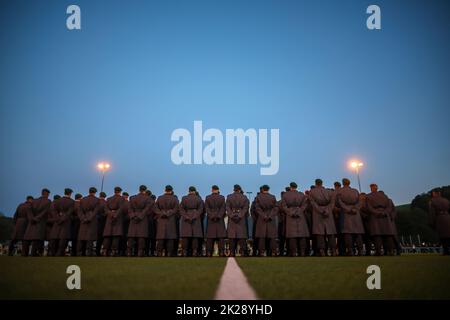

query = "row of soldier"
[8, 178, 425, 257]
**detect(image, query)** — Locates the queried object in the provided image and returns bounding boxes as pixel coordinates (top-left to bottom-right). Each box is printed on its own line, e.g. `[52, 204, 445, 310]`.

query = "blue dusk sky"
[0, 0, 449, 215]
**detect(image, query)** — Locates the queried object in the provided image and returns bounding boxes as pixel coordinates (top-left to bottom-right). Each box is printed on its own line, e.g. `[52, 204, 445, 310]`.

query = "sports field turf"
[236, 255, 450, 299]
[0, 257, 226, 300]
[1, 255, 449, 299]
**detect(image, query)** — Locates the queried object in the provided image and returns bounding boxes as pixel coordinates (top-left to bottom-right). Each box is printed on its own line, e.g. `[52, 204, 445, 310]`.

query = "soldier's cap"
[41, 188, 50, 194]
[114, 186, 122, 193]
[99, 192, 107, 198]
[342, 178, 350, 186]
[189, 186, 197, 192]
[233, 184, 242, 191]
[151, 194, 156, 200]
[315, 179, 323, 186]
[262, 184, 270, 191]
[64, 188, 73, 195]
[334, 181, 341, 187]
[285, 186, 291, 192]
[53, 195, 61, 200]
[122, 192, 129, 197]
[75, 193, 83, 200]
[26, 195, 34, 201]
[432, 188, 441, 194]
[165, 185, 173, 192]
[259, 186, 264, 191]
[145, 190, 152, 196]
[89, 187, 97, 194]
[211, 185, 219, 190]
[289, 182, 297, 189]
[139, 185, 147, 192]
[369, 183, 378, 188]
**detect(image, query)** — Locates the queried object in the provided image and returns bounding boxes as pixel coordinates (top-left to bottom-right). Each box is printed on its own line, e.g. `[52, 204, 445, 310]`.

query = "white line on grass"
[214, 257, 258, 300]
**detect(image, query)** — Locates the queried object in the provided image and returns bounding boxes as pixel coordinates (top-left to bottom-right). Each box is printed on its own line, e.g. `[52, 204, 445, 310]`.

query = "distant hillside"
[395, 204, 438, 244]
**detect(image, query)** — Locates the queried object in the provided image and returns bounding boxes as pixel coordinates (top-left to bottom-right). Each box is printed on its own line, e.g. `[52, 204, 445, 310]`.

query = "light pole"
[349, 160, 364, 192]
[97, 162, 111, 193]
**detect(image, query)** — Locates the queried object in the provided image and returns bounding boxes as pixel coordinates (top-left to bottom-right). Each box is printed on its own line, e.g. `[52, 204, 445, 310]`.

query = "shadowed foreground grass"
[0, 257, 226, 299]
[236, 255, 450, 299]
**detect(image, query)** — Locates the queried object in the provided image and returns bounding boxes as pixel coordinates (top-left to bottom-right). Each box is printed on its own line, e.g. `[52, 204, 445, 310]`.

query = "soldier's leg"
[299, 238, 307, 256]
[373, 236, 383, 255]
[56, 240, 67, 256]
[86, 240, 94, 256]
[8, 240, 17, 256]
[31, 240, 42, 256]
[288, 238, 297, 256]
[327, 234, 337, 256]
[316, 235, 325, 256]
[218, 238, 225, 256]
[22, 241, 30, 257]
[228, 239, 237, 256]
[383, 236, 394, 255]
[102, 237, 111, 256]
[137, 238, 146, 257]
[206, 238, 214, 256]
[258, 238, 266, 256]
[167, 240, 176, 257]
[238, 239, 248, 256]
[344, 233, 353, 256]
[181, 238, 189, 256]
[127, 238, 136, 256]
[355, 234, 364, 256]
[192, 238, 201, 257]
[76, 240, 84, 256]
[111, 237, 120, 256]
[269, 238, 277, 256]
[156, 239, 163, 256]
[393, 235, 402, 255]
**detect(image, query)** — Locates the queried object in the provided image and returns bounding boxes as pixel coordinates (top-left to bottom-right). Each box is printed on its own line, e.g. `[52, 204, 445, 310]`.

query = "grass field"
[237, 255, 450, 299]
[1, 255, 449, 299]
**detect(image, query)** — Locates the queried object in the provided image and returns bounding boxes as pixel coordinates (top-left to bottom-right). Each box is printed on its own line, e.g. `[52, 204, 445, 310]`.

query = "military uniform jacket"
[154, 193, 179, 240]
[205, 193, 226, 238]
[46, 200, 59, 240]
[103, 194, 125, 237]
[78, 195, 100, 241]
[281, 190, 310, 238]
[71, 201, 81, 240]
[122, 200, 130, 237]
[254, 193, 278, 238]
[226, 192, 249, 239]
[11, 202, 30, 240]
[309, 187, 337, 235]
[97, 198, 107, 237]
[24, 197, 51, 240]
[179, 194, 204, 238]
[52, 196, 75, 240]
[337, 186, 365, 234]
[429, 196, 450, 239]
[365, 191, 395, 236]
[128, 193, 154, 238]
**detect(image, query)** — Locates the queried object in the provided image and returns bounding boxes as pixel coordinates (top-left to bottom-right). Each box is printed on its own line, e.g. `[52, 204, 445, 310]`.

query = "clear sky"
[1, 0, 449, 216]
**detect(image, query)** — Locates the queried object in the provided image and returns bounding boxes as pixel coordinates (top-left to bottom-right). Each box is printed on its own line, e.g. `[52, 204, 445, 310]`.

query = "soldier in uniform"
[226, 185, 249, 256]
[359, 192, 372, 255]
[23, 188, 51, 256]
[254, 185, 278, 256]
[96, 192, 107, 256]
[429, 188, 450, 255]
[120, 192, 130, 256]
[277, 187, 290, 256]
[179, 186, 204, 257]
[333, 181, 345, 256]
[46, 195, 60, 256]
[205, 185, 226, 257]
[127, 185, 154, 257]
[309, 179, 337, 256]
[8, 196, 33, 256]
[102, 187, 125, 256]
[281, 182, 309, 256]
[70, 193, 82, 256]
[77, 187, 100, 256]
[145, 191, 157, 256]
[153, 185, 179, 256]
[365, 184, 395, 255]
[250, 188, 262, 256]
[52, 188, 75, 256]
[337, 178, 364, 256]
